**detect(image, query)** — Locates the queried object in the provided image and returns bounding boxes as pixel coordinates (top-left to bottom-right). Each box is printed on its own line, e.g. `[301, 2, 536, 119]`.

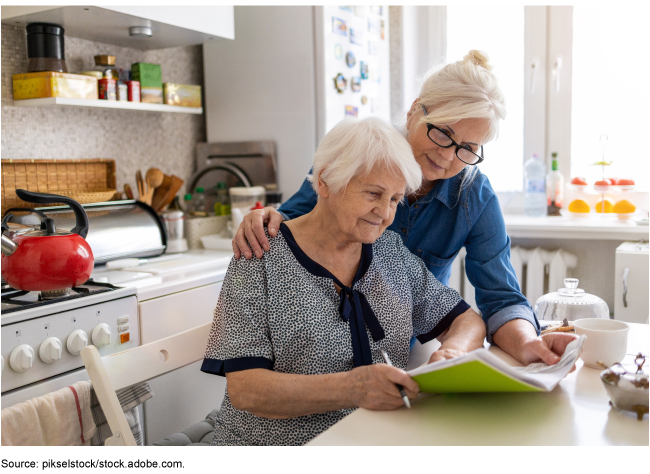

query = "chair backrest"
[80, 323, 212, 446]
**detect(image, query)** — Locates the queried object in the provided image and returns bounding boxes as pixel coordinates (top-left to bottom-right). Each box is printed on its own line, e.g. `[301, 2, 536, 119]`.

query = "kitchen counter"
[504, 214, 649, 240]
[307, 323, 649, 446]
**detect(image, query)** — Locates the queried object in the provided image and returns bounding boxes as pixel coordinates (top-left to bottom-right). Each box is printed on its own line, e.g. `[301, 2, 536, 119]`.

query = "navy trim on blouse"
[415, 300, 471, 344]
[201, 357, 274, 377]
[280, 222, 385, 367]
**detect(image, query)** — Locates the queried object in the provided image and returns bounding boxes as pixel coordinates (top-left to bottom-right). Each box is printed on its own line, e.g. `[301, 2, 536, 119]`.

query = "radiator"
[449, 246, 578, 311]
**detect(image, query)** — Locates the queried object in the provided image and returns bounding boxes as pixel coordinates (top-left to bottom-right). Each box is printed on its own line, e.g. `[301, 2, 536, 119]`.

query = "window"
[570, 5, 649, 190]
[447, 5, 524, 192]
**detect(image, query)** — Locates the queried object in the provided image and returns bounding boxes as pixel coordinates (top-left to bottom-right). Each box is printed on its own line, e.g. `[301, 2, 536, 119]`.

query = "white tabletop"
[308, 323, 649, 446]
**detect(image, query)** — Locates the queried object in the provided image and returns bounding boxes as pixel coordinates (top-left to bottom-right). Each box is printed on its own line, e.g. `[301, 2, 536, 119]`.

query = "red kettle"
[1, 190, 94, 291]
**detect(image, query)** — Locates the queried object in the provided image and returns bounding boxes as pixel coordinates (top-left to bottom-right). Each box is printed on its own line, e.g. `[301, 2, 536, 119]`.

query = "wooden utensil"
[124, 184, 134, 200]
[135, 169, 154, 206]
[152, 174, 173, 211]
[145, 168, 164, 189]
[154, 175, 184, 212]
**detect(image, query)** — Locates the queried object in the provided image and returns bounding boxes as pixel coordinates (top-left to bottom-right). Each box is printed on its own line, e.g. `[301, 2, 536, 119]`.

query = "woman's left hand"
[428, 348, 466, 364]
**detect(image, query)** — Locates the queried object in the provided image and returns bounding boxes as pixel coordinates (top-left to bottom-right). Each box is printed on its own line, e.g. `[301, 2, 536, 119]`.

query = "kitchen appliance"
[1, 190, 93, 292]
[26, 22, 66, 73]
[1, 280, 140, 399]
[4, 200, 167, 264]
[203, 6, 391, 198]
[614, 241, 649, 324]
[534, 278, 610, 321]
[190, 141, 276, 194]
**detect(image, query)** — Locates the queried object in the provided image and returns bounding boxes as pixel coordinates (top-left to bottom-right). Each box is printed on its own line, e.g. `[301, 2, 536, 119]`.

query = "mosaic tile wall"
[1, 24, 206, 196]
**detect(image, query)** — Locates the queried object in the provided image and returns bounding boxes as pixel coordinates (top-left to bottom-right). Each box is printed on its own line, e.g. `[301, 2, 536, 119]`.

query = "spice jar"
[94, 55, 119, 80]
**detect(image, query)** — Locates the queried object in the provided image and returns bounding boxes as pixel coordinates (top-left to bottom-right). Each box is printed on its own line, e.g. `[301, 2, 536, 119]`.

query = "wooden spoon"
[146, 168, 164, 189]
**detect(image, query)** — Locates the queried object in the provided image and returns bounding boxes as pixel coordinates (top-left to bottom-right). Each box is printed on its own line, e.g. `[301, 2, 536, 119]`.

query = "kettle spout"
[1, 234, 18, 256]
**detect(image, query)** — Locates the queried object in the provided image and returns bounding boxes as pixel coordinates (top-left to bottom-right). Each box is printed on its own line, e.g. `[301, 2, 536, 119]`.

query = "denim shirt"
[278, 168, 540, 343]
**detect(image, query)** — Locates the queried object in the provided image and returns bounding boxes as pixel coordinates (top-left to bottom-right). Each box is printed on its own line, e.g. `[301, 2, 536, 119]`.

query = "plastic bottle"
[524, 154, 547, 217]
[546, 152, 564, 216]
[214, 182, 231, 216]
[183, 193, 192, 212]
[192, 187, 207, 216]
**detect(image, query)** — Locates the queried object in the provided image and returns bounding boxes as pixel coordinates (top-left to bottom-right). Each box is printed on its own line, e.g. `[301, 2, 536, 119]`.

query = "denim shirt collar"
[414, 169, 465, 209]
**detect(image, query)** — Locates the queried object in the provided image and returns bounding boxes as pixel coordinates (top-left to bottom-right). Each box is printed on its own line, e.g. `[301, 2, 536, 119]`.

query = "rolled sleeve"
[485, 304, 540, 344]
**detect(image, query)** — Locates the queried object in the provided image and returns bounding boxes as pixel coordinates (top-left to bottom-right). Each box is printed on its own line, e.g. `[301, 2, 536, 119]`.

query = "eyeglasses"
[421, 105, 484, 165]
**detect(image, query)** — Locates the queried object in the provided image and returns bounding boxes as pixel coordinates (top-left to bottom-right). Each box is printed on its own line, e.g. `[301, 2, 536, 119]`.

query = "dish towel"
[90, 382, 154, 446]
[1, 381, 96, 446]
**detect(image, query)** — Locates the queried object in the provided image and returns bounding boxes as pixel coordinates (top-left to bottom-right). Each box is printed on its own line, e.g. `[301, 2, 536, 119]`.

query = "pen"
[380, 349, 411, 409]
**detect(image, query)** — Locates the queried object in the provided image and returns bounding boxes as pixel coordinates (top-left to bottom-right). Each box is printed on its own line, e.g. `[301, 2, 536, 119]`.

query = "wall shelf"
[12, 97, 203, 114]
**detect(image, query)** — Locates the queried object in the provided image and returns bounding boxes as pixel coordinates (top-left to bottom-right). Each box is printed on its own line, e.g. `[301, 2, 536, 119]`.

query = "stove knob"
[92, 323, 112, 347]
[67, 330, 88, 356]
[39, 337, 63, 364]
[10, 344, 35, 372]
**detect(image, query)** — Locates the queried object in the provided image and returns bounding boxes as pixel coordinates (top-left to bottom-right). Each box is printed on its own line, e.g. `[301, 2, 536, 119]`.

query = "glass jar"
[229, 186, 266, 215]
[534, 278, 610, 321]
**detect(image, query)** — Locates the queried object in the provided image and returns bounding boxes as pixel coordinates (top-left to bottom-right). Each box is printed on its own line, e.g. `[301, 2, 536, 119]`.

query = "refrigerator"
[614, 241, 649, 324]
[202, 5, 391, 200]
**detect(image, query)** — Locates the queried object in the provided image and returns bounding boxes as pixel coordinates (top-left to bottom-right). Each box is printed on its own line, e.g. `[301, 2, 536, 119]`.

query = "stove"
[1, 279, 139, 395]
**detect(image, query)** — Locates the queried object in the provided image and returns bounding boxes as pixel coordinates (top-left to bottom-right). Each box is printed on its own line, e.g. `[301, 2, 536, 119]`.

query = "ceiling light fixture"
[129, 26, 153, 37]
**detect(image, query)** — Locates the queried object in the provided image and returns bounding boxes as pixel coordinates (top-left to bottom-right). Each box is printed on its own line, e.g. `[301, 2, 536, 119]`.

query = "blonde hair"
[417, 50, 506, 142]
[307, 117, 422, 196]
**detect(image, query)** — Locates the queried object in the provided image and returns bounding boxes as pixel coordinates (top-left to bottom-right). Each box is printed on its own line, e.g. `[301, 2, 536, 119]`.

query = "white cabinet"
[138, 281, 226, 444]
[1, 6, 234, 50]
[614, 242, 649, 324]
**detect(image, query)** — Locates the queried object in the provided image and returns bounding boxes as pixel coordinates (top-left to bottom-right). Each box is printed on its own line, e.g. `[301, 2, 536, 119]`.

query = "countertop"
[308, 323, 649, 446]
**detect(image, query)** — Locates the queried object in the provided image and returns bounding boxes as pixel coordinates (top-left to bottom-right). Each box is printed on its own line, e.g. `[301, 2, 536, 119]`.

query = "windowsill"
[503, 213, 649, 240]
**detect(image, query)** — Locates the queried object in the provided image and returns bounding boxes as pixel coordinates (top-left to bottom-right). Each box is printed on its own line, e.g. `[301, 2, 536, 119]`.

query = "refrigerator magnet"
[334, 44, 343, 60]
[350, 28, 363, 46]
[368, 41, 377, 56]
[361, 95, 368, 105]
[360, 61, 369, 80]
[368, 18, 381, 36]
[332, 17, 348, 36]
[351, 77, 361, 92]
[346, 51, 357, 68]
[334, 74, 347, 93]
[345, 105, 359, 117]
[340, 6, 352, 12]
[381, 20, 385, 40]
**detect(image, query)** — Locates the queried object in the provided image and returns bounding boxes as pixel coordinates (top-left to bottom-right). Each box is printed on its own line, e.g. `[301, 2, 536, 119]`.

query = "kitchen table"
[307, 323, 649, 446]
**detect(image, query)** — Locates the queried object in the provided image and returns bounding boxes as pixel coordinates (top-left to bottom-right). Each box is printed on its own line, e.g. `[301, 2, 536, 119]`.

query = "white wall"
[202, 6, 317, 199]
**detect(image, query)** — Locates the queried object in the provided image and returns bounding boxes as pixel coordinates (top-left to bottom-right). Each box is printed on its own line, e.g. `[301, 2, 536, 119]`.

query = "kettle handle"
[15, 190, 90, 239]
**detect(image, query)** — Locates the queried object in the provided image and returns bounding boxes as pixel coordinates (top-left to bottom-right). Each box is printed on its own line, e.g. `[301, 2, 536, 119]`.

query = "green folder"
[407, 336, 585, 394]
[412, 360, 542, 393]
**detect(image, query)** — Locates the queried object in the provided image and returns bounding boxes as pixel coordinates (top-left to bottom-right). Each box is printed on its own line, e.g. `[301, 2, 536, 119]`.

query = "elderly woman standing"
[201, 117, 486, 445]
[233, 50, 577, 367]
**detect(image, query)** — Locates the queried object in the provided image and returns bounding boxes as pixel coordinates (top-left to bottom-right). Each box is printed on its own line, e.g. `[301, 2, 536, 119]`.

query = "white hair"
[307, 117, 422, 196]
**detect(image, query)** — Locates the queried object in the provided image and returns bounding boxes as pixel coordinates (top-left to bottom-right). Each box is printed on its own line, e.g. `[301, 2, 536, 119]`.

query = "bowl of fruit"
[568, 199, 591, 217]
[594, 179, 611, 193]
[613, 200, 636, 220]
[570, 176, 588, 192]
[615, 178, 635, 191]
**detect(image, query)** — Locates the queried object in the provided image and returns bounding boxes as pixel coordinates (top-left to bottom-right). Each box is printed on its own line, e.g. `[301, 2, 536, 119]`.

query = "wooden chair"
[80, 323, 212, 446]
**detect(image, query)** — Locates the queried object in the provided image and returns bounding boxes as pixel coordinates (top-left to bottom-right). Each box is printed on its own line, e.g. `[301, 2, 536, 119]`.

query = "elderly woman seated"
[201, 117, 486, 446]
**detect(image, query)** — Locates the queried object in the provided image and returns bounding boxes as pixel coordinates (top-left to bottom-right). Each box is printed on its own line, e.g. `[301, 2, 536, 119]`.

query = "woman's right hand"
[232, 206, 285, 259]
[348, 364, 419, 411]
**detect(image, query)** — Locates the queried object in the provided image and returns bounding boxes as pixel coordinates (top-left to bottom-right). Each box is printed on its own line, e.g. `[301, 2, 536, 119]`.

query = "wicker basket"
[185, 215, 230, 250]
[1, 158, 116, 216]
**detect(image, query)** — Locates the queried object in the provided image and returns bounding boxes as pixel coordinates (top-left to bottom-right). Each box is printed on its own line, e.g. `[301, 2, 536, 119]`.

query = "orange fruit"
[568, 199, 590, 213]
[613, 200, 636, 214]
[595, 199, 614, 213]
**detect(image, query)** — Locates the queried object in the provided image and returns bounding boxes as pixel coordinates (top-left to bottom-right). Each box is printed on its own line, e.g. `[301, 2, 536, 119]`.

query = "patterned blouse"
[201, 223, 470, 446]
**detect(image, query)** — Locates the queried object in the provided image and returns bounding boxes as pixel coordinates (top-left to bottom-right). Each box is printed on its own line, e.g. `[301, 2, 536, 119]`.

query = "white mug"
[573, 319, 630, 369]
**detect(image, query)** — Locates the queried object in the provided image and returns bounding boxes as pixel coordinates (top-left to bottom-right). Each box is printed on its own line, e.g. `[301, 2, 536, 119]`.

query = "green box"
[131, 63, 162, 89]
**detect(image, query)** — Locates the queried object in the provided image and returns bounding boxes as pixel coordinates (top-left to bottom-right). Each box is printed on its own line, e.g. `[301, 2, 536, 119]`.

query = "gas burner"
[39, 288, 72, 300]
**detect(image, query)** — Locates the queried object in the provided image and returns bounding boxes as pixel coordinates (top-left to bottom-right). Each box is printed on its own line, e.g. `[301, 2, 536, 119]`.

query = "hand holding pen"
[381, 349, 412, 409]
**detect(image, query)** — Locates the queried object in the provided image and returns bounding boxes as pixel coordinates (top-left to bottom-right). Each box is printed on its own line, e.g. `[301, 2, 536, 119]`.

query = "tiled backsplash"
[1, 24, 206, 196]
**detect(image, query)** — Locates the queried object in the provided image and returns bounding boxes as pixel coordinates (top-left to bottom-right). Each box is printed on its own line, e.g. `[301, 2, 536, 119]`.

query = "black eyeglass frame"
[421, 105, 484, 165]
